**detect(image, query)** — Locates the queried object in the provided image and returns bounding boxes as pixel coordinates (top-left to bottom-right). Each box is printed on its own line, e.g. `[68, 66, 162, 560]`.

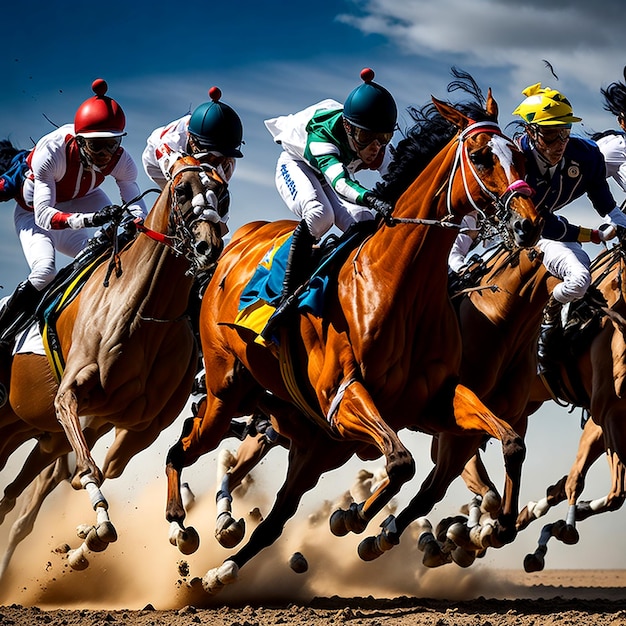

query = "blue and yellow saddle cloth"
[234, 221, 376, 343]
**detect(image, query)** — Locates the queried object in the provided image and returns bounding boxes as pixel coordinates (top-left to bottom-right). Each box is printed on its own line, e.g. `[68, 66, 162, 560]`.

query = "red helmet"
[74, 78, 126, 138]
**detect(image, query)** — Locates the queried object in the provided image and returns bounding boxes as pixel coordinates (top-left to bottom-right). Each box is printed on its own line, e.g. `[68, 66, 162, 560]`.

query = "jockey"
[0, 78, 147, 350]
[593, 68, 626, 194]
[142, 87, 243, 190]
[262, 67, 397, 334]
[513, 83, 626, 383]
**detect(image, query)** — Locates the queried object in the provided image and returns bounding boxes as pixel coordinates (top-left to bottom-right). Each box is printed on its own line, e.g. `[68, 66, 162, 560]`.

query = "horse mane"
[376, 68, 497, 204]
[589, 68, 626, 141]
[0, 139, 20, 173]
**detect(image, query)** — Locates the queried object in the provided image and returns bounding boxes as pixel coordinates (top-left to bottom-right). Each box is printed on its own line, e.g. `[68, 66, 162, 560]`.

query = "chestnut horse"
[387, 243, 559, 567]
[165, 88, 543, 593]
[0, 156, 229, 571]
[513, 242, 626, 571]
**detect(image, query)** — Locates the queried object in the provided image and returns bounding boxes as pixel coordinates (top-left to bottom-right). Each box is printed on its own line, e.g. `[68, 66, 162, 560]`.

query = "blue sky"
[2, 0, 626, 575]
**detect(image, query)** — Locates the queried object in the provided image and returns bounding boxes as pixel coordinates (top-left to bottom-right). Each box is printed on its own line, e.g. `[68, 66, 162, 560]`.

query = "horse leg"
[358, 384, 524, 563]
[460, 451, 502, 516]
[328, 380, 415, 537]
[54, 389, 117, 570]
[201, 432, 356, 595]
[0, 455, 70, 579]
[165, 392, 239, 555]
[215, 432, 278, 549]
[0, 432, 71, 525]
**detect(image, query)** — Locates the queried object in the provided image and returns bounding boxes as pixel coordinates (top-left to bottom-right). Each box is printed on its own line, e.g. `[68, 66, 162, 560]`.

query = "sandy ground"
[0, 569, 625, 625]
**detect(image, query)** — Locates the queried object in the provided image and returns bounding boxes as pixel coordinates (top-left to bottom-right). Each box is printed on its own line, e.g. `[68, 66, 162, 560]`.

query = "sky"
[1, 0, 626, 583]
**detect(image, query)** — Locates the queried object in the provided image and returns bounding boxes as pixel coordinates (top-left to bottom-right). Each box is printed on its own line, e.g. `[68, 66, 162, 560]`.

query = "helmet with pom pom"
[74, 79, 126, 138]
[343, 68, 397, 133]
[188, 87, 244, 158]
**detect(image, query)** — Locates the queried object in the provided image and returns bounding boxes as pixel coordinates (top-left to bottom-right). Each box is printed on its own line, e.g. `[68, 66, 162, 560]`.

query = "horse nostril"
[195, 240, 209, 256]
[514, 218, 532, 236]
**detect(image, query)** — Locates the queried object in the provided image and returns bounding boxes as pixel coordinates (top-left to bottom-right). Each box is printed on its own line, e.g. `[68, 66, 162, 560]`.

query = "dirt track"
[1, 570, 625, 625]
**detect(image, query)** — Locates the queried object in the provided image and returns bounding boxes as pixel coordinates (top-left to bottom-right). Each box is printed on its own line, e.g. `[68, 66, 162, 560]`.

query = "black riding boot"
[537, 295, 563, 380]
[261, 220, 314, 340]
[0, 280, 43, 350]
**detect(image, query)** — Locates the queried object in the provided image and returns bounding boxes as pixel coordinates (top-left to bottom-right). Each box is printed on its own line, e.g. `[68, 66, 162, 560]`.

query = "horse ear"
[432, 96, 471, 130]
[486, 88, 498, 120]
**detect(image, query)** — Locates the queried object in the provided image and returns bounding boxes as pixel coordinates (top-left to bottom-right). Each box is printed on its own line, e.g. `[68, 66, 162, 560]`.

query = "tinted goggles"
[81, 137, 123, 155]
[351, 127, 394, 149]
[536, 128, 571, 146]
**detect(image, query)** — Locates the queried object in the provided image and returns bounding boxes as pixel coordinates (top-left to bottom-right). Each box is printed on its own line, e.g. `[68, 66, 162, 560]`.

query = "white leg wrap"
[565, 504, 576, 527]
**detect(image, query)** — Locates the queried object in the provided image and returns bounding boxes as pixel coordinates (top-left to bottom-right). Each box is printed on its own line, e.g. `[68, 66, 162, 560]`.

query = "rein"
[390, 121, 533, 245]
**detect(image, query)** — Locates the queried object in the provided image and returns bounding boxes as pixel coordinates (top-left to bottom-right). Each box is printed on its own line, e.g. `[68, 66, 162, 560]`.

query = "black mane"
[376, 68, 497, 204]
[0, 139, 20, 174]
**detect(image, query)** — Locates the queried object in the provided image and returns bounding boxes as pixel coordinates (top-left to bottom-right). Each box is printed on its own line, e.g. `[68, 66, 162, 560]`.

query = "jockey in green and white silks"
[259, 68, 397, 340]
[264, 68, 396, 239]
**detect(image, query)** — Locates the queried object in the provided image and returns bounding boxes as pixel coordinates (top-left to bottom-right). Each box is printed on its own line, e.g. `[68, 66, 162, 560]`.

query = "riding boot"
[261, 220, 315, 341]
[537, 295, 563, 380]
[0, 280, 43, 350]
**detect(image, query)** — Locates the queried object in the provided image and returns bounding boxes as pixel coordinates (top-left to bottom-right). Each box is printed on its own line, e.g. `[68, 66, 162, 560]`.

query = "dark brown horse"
[165, 87, 543, 593]
[513, 243, 626, 571]
[385, 243, 560, 567]
[0, 155, 229, 571]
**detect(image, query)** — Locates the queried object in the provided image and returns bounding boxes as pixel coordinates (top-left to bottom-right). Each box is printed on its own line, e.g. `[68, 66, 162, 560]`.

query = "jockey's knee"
[28, 262, 56, 291]
[301, 201, 334, 240]
[555, 272, 591, 304]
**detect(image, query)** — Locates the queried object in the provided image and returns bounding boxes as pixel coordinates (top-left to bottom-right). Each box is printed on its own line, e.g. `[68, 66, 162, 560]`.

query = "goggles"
[350, 126, 393, 149]
[80, 136, 123, 155]
[535, 127, 571, 146]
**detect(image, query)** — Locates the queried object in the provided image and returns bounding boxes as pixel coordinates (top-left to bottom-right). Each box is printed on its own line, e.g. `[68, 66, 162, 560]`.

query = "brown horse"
[0, 155, 229, 571]
[165, 86, 543, 594]
[384, 243, 559, 566]
[512, 242, 626, 571]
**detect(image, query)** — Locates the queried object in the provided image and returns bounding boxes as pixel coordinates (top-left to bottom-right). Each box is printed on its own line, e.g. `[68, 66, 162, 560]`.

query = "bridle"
[445, 121, 534, 248]
[135, 162, 229, 275]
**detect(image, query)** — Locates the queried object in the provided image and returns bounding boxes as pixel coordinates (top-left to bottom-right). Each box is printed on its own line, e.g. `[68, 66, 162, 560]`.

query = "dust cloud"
[0, 431, 523, 611]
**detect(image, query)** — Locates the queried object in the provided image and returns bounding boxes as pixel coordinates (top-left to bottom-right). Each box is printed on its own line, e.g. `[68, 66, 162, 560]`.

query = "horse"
[511, 242, 626, 571]
[0, 155, 229, 571]
[164, 82, 544, 594]
[382, 243, 559, 566]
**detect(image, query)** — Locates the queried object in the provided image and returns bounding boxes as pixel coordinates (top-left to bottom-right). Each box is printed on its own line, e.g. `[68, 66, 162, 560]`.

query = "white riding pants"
[537, 237, 591, 304]
[275, 151, 374, 239]
[14, 188, 109, 291]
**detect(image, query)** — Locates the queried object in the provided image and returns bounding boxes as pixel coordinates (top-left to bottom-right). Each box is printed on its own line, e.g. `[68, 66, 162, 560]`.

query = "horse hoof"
[523, 553, 544, 573]
[202, 560, 239, 595]
[329, 503, 367, 536]
[176, 526, 201, 555]
[357, 536, 384, 561]
[289, 552, 308, 573]
[556, 523, 579, 545]
[68, 549, 89, 570]
[85, 528, 109, 552]
[481, 490, 501, 515]
[96, 521, 118, 544]
[451, 547, 476, 568]
[215, 518, 245, 549]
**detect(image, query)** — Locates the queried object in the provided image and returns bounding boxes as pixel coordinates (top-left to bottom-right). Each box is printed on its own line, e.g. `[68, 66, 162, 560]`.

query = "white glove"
[66, 212, 97, 229]
[597, 223, 617, 242]
[606, 207, 626, 228]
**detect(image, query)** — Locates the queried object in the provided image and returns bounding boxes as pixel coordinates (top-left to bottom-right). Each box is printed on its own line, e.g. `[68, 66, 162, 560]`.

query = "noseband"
[447, 121, 534, 247]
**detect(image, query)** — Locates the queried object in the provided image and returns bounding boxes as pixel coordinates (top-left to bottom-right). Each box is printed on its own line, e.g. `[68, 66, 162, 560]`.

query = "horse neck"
[365, 139, 466, 282]
[470, 249, 556, 333]
[119, 186, 193, 319]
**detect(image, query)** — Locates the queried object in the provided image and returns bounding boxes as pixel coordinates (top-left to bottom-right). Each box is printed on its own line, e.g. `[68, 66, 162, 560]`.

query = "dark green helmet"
[343, 68, 397, 133]
[188, 87, 244, 158]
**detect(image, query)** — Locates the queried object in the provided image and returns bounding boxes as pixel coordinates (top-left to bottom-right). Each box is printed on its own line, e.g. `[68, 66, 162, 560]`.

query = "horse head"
[432, 90, 543, 250]
[159, 155, 230, 274]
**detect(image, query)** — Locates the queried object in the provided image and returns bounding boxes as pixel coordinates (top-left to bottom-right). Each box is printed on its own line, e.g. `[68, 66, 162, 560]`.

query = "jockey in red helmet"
[0, 79, 146, 350]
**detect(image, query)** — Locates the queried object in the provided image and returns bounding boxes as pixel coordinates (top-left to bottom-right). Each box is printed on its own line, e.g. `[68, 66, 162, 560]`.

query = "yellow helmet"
[513, 83, 582, 126]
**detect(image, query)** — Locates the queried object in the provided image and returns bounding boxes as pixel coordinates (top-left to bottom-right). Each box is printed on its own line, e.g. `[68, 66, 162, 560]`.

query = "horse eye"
[174, 183, 190, 203]
[469, 147, 494, 168]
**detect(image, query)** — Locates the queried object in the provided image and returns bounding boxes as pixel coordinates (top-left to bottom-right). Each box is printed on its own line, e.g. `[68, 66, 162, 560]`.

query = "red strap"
[133, 218, 174, 246]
